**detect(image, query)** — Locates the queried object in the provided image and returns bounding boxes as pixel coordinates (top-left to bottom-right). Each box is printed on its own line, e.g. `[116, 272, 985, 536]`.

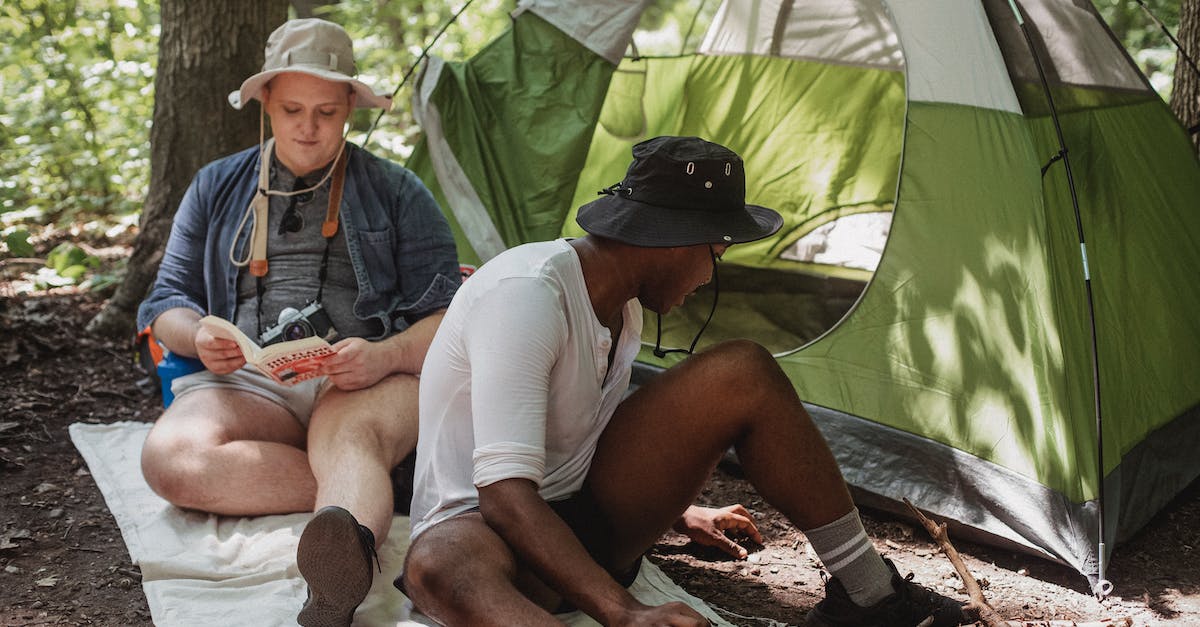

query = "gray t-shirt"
[234, 157, 382, 344]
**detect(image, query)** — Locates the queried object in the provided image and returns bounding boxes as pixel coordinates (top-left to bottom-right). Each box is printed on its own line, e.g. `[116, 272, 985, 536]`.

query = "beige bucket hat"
[228, 18, 392, 111]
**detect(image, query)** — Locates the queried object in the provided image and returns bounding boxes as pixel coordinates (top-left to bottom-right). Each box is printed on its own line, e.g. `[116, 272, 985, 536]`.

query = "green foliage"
[315, 0, 517, 164]
[80, 260, 125, 293]
[0, 0, 158, 230]
[34, 241, 101, 287]
[47, 241, 99, 274]
[1097, 0, 1180, 98]
[634, 0, 720, 56]
[4, 229, 35, 258]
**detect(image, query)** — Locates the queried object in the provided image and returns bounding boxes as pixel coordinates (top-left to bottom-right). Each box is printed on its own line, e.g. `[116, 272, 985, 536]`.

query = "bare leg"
[587, 339, 854, 568]
[140, 388, 315, 515]
[306, 373, 419, 545]
[296, 374, 420, 626]
[402, 513, 561, 627]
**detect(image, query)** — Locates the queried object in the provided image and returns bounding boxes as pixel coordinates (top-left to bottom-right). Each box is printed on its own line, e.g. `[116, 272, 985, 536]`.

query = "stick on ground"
[900, 498, 1132, 627]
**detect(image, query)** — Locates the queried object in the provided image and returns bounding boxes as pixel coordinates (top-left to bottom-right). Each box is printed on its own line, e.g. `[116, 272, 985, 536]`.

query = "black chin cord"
[653, 246, 721, 358]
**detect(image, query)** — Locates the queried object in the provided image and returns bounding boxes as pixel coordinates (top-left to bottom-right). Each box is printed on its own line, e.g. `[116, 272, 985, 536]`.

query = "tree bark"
[1171, 0, 1200, 155]
[88, 0, 289, 336]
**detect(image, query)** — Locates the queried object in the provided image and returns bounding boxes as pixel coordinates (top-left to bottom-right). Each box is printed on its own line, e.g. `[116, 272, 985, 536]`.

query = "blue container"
[157, 352, 206, 407]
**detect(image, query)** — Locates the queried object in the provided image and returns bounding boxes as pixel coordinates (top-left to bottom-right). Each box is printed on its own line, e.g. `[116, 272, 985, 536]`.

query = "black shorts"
[398, 487, 641, 612]
[433, 489, 641, 586]
[547, 489, 641, 589]
[391, 451, 417, 515]
[546, 488, 642, 613]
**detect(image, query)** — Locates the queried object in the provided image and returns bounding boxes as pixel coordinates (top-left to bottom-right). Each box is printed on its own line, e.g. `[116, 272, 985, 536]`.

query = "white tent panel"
[700, 0, 904, 71]
[1015, 0, 1148, 91]
[886, 1, 1022, 113]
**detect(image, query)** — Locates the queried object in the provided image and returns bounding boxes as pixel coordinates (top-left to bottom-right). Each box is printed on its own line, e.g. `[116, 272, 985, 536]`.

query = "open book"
[199, 316, 336, 386]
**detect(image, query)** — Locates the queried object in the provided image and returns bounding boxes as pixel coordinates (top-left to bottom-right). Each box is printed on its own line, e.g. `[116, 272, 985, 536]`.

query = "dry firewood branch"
[900, 498, 1132, 627]
[902, 497, 1004, 625]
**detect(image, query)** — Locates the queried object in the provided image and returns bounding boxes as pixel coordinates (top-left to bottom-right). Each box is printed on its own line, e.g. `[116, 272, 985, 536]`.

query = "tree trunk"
[87, 0, 289, 337]
[1172, 0, 1200, 155]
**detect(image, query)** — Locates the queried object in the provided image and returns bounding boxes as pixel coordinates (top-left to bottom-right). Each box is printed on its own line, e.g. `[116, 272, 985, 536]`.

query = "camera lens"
[283, 320, 315, 341]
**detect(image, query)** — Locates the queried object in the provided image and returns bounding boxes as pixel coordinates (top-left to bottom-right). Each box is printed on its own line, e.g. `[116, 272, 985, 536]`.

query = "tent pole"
[1004, 0, 1111, 599]
[1135, 0, 1200, 135]
[362, 0, 479, 145]
[1135, 0, 1200, 81]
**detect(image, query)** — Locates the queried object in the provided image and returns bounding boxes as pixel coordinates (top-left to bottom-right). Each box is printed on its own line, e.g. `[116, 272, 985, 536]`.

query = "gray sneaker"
[805, 558, 969, 627]
[297, 506, 379, 627]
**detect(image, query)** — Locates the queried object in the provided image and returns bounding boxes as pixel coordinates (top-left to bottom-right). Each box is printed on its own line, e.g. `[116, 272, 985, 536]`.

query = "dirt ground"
[1, 287, 1198, 626]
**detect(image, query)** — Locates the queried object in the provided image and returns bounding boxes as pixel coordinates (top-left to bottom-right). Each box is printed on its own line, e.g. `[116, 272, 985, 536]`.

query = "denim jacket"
[137, 143, 461, 339]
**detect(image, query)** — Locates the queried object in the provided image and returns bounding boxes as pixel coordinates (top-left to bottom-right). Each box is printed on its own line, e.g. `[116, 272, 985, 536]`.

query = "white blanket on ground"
[69, 421, 735, 626]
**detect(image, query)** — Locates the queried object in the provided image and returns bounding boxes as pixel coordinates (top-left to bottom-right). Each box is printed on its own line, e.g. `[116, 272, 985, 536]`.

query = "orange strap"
[251, 145, 348, 276]
[323, 147, 348, 238]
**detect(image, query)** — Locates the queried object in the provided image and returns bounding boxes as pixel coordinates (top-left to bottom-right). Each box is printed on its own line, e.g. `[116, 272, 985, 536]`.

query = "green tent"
[407, 0, 1200, 590]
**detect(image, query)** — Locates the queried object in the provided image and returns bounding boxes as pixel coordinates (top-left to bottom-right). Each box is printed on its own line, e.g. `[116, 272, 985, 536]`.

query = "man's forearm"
[150, 308, 204, 358]
[479, 479, 639, 624]
[378, 309, 445, 374]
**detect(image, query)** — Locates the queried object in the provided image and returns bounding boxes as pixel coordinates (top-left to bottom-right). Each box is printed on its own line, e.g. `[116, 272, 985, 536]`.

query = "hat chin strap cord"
[653, 246, 720, 358]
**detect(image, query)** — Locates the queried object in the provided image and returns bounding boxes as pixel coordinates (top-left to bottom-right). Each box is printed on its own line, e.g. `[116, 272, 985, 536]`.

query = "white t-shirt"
[409, 239, 643, 538]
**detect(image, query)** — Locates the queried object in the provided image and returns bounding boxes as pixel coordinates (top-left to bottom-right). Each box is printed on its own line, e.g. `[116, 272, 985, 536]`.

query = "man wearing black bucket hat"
[400, 136, 967, 626]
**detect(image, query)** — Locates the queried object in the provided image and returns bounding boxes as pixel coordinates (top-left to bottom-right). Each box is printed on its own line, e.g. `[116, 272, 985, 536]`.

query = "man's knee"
[705, 338, 774, 362]
[313, 374, 419, 454]
[697, 339, 785, 386]
[140, 407, 234, 506]
[404, 516, 524, 613]
[400, 537, 447, 601]
[403, 531, 490, 619]
[140, 425, 208, 506]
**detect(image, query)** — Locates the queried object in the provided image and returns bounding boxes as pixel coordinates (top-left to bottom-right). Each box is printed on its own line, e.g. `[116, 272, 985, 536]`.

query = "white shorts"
[170, 364, 332, 427]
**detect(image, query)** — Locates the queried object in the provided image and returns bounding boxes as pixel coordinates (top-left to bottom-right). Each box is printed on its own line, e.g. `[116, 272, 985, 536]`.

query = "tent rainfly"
[406, 0, 1200, 592]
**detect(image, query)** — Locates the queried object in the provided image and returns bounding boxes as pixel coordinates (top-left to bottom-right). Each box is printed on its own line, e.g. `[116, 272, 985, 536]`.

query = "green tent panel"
[407, 0, 1200, 589]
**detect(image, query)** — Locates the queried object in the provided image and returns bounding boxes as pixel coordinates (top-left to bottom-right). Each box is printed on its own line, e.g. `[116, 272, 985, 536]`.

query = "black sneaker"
[805, 558, 968, 627]
[297, 506, 380, 627]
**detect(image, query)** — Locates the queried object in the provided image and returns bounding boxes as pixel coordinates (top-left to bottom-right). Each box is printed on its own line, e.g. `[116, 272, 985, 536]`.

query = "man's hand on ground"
[673, 504, 764, 559]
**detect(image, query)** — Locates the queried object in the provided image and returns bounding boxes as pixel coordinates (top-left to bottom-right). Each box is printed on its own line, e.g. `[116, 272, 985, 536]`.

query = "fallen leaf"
[0, 528, 32, 550]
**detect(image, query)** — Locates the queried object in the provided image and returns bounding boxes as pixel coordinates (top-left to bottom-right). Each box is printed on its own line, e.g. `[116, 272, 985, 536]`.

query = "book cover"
[198, 315, 335, 385]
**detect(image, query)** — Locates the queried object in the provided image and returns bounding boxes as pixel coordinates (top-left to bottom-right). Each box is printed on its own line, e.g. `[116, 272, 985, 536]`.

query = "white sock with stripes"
[804, 507, 895, 607]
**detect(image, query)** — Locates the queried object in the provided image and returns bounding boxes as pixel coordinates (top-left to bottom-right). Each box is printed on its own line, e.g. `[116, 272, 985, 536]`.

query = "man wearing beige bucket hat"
[400, 137, 968, 626]
[136, 18, 460, 627]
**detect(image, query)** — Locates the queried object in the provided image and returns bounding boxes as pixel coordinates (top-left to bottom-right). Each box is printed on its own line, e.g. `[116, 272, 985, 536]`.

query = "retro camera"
[260, 301, 336, 346]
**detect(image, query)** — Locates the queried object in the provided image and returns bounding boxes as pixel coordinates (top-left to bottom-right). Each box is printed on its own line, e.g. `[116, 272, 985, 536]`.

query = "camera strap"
[253, 146, 349, 339]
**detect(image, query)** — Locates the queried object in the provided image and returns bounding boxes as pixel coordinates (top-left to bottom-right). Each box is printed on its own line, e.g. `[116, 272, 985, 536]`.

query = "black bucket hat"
[576, 136, 783, 247]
